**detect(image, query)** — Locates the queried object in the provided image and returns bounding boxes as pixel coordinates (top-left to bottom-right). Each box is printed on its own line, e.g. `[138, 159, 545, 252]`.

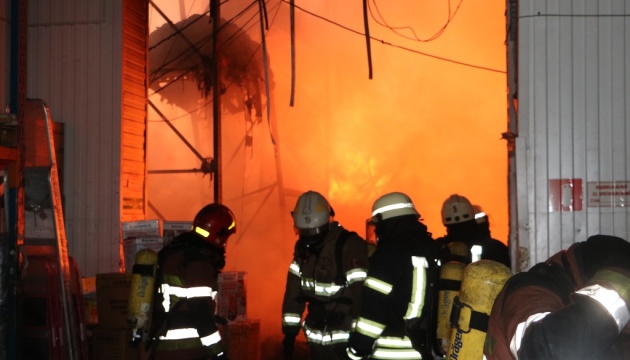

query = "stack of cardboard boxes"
[91, 219, 260, 359]
[122, 220, 164, 274]
[93, 272, 138, 360]
[218, 271, 260, 360]
[92, 219, 165, 360]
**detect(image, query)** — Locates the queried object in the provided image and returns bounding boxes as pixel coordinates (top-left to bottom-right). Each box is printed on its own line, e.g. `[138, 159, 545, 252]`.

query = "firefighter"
[345, 192, 439, 360]
[485, 234, 630, 359]
[148, 203, 236, 360]
[282, 190, 369, 360]
[434, 194, 510, 268]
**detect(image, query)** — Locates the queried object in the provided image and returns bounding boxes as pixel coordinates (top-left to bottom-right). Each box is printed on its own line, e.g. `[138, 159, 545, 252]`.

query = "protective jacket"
[282, 222, 369, 349]
[149, 232, 227, 360]
[434, 220, 510, 268]
[485, 235, 630, 359]
[346, 216, 438, 360]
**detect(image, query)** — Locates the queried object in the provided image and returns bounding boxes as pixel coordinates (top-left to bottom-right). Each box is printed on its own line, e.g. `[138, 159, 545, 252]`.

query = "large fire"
[147, 0, 507, 358]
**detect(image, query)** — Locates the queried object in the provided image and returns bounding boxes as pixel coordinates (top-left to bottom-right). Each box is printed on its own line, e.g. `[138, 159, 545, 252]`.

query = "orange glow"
[147, 0, 507, 357]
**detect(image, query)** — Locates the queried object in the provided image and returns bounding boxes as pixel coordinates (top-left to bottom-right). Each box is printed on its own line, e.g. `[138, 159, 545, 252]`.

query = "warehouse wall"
[515, 0, 630, 269]
[26, 0, 148, 276]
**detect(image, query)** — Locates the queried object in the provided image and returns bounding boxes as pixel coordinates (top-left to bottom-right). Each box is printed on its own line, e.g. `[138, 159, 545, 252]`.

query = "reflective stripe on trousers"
[303, 323, 351, 346]
[371, 336, 422, 359]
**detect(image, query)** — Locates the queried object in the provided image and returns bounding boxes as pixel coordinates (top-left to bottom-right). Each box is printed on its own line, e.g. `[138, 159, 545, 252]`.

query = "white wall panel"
[27, 0, 123, 276]
[516, 0, 630, 269]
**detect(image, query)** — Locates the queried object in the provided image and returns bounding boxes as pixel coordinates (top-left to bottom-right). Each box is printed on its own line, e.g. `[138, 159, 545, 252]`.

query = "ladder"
[23, 99, 79, 360]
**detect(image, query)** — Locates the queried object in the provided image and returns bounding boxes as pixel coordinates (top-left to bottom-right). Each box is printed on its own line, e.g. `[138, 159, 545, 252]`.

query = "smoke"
[147, 0, 507, 356]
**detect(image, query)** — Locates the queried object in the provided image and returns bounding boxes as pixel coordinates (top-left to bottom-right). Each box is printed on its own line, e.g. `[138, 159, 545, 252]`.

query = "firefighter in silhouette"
[345, 192, 439, 360]
[485, 235, 630, 359]
[282, 190, 369, 360]
[148, 203, 236, 360]
[434, 194, 510, 268]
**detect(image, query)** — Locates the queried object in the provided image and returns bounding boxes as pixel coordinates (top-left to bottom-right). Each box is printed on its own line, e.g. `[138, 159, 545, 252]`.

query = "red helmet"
[192, 203, 236, 248]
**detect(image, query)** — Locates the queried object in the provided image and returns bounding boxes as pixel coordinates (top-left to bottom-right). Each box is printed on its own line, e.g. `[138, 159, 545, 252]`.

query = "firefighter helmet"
[292, 191, 333, 240]
[371, 192, 419, 223]
[192, 203, 237, 248]
[441, 194, 474, 225]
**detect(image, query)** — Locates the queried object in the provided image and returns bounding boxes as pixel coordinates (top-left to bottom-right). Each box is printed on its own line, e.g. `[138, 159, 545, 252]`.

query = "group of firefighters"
[129, 190, 630, 360]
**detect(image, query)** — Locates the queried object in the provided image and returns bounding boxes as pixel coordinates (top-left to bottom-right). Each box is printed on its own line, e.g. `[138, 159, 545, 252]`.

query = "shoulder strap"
[334, 230, 354, 285]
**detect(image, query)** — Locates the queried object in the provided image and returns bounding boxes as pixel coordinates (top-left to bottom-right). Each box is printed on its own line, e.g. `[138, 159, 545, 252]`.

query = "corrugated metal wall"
[26, 0, 148, 276]
[515, 0, 630, 269]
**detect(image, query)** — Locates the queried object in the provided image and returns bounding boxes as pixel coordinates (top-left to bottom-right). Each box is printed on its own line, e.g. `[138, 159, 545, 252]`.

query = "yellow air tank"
[436, 260, 466, 355]
[446, 259, 512, 360]
[127, 248, 159, 344]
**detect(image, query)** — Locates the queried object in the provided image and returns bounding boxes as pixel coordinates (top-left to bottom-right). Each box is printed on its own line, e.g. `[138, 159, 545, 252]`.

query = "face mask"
[295, 233, 326, 258]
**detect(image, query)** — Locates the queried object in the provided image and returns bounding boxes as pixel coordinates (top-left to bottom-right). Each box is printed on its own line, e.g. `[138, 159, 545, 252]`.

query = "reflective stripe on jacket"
[282, 222, 369, 345]
[347, 218, 436, 359]
[152, 233, 225, 358]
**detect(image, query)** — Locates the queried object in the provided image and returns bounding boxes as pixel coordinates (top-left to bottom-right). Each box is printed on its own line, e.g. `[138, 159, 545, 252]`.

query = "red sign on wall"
[549, 178, 583, 212]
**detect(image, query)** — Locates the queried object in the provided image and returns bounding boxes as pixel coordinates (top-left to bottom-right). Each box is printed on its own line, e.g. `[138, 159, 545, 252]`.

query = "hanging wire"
[363, 0, 373, 79]
[258, 0, 276, 148]
[289, 0, 296, 106]
[149, 0, 259, 86]
[368, 0, 464, 43]
[280, 0, 505, 74]
[149, 0, 284, 122]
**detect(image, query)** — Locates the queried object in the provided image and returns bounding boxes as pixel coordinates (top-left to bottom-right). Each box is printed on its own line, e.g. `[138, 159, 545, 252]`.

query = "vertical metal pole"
[506, 0, 520, 273]
[211, 0, 222, 203]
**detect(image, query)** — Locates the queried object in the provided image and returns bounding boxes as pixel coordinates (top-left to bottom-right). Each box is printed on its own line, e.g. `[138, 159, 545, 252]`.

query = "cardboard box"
[123, 237, 163, 274]
[96, 273, 132, 329]
[122, 219, 161, 240]
[217, 272, 247, 322]
[162, 221, 192, 244]
[92, 327, 139, 360]
[220, 320, 260, 360]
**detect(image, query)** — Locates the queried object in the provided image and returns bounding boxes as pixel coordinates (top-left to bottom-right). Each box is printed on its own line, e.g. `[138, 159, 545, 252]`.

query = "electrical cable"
[363, 0, 373, 79]
[149, 0, 259, 83]
[289, 0, 296, 106]
[368, 0, 464, 42]
[280, 0, 505, 74]
[150, 0, 506, 125]
[148, 0, 284, 122]
[149, 0, 280, 97]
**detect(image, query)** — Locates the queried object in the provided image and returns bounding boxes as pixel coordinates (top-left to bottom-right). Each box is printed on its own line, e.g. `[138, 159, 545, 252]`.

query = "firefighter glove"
[282, 334, 296, 360]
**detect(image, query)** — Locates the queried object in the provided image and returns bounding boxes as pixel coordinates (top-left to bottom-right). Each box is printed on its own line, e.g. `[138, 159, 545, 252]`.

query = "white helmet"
[292, 191, 332, 237]
[371, 192, 419, 223]
[441, 194, 474, 225]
